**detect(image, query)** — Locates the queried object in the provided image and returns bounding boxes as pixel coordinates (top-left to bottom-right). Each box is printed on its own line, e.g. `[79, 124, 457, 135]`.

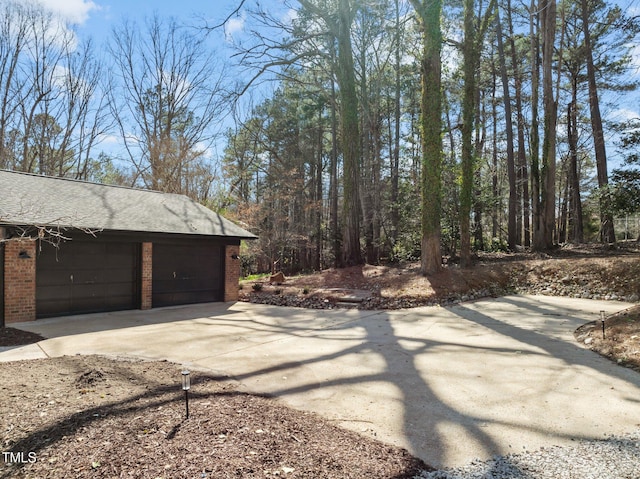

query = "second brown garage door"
[152, 242, 223, 307]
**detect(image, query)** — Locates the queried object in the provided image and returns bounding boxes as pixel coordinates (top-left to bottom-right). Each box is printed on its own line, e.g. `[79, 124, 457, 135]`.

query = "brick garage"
[224, 244, 241, 302]
[3, 238, 36, 323]
[0, 170, 255, 325]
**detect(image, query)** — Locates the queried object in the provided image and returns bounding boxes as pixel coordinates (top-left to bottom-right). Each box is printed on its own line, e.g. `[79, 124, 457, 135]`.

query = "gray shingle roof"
[0, 170, 256, 239]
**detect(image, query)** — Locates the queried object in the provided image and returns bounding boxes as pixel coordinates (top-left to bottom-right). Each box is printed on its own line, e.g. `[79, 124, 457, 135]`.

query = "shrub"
[488, 237, 509, 253]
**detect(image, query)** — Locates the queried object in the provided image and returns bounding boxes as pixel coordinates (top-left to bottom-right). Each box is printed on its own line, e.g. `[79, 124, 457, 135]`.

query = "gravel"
[414, 431, 640, 479]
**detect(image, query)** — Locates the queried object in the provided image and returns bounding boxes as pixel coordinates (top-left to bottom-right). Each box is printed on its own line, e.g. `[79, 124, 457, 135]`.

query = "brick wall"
[141, 242, 152, 310]
[4, 238, 36, 323]
[224, 244, 240, 302]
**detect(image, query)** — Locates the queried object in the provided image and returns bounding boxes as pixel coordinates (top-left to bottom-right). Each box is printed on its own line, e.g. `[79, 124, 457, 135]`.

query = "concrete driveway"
[2, 295, 640, 469]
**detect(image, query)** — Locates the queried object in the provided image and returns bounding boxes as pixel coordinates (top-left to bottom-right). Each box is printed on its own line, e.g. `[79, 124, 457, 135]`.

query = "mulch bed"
[0, 328, 46, 347]
[0, 355, 431, 478]
[575, 304, 640, 373]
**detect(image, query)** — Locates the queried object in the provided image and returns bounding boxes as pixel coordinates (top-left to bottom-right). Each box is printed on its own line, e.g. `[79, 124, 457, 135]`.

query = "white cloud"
[627, 4, 640, 17]
[282, 8, 297, 25]
[195, 141, 216, 160]
[98, 133, 120, 145]
[51, 64, 69, 89]
[37, 0, 99, 25]
[610, 107, 640, 123]
[224, 12, 245, 42]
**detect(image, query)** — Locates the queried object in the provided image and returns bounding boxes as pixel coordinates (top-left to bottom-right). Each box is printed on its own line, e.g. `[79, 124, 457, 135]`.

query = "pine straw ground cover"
[240, 243, 640, 310]
[0, 355, 429, 479]
[575, 304, 640, 373]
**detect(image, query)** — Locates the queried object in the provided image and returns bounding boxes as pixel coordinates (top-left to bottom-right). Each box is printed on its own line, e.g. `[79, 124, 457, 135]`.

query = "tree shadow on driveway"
[196, 297, 640, 468]
[205, 308, 514, 467]
[444, 299, 640, 442]
[6, 297, 639, 470]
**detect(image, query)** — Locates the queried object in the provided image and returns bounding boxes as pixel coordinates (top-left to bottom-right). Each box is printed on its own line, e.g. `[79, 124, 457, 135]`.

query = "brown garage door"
[152, 242, 222, 307]
[36, 240, 139, 318]
[0, 243, 4, 326]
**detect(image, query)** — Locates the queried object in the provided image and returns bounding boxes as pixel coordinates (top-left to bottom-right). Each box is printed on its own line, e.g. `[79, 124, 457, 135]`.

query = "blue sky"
[36, 0, 264, 164]
[39, 0, 252, 51]
[34, 0, 640, 169]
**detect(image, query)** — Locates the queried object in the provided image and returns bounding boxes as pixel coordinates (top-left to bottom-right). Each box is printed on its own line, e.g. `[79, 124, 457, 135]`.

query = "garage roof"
[0, 170, 256, 239]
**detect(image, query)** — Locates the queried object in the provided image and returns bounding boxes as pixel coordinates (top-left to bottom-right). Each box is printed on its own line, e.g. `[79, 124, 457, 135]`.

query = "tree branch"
[201, 1, 248, 31]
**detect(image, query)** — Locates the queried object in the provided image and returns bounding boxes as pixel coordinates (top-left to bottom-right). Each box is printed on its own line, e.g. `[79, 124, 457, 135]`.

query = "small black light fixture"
[600, 310, 606, 339]
[18, 250, 31, 259]
[231, 253, 239, 260]
[181, 370, 190, 419]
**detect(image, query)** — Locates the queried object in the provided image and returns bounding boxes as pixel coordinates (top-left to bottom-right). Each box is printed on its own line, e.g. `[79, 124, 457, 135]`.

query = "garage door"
[0, 243, 4, 326]
[36, 240, 139, 318]
[152, 242, 222, 307]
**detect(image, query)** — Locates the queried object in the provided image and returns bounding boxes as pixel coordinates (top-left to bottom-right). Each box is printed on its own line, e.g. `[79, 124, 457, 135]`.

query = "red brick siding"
[141, 242, 152, 310]
[4, 239, 36, 323]
[224, 244, 240, 302]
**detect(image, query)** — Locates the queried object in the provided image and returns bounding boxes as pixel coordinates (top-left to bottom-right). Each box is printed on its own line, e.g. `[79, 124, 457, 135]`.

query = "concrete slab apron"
[4, 296, 640, 469]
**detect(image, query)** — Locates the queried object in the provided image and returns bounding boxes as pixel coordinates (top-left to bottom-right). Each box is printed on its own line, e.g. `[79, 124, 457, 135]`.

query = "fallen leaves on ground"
[0, 356, 429, 479]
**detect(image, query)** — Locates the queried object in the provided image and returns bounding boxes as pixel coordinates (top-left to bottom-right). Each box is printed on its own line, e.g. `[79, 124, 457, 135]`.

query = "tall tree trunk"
[443, 92, 459, 257]
[460, 0, 477, 268]
[315, 104, 324, 270]
[336, 0, 363, 266]
[530, 0, 542, 250]
[531, 0, 556, 251]
[507, 0, 530, 247]
[390, 0, 402, 247]
[495, 6, 518, 251]
[473, 87, 486, 251]
[410, 0, 443, 275]
[460, 0, 495, 266]
[558, 164, 569, 243]
[567, 90, 584, 243]
[359, 44, 374, 264]
[580, 0, 615, 243]
[540, 0, 557, 250]
[473, 168, 484, 250]
[372, 123, 382, 263]
[329, 65, 340, 267]
[491, 60, 500, 240]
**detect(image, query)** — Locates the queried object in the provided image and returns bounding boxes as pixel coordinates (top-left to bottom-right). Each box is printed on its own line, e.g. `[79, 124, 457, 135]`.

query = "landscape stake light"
[182, 370, 190, 419]
[600, 311, 606, 340]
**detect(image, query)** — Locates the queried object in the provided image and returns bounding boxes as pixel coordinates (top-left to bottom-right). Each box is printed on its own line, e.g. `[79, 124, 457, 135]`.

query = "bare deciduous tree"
[108, 15, 228, 199]
[0, 0, 30, 169]
[0, 0, 108, 179]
